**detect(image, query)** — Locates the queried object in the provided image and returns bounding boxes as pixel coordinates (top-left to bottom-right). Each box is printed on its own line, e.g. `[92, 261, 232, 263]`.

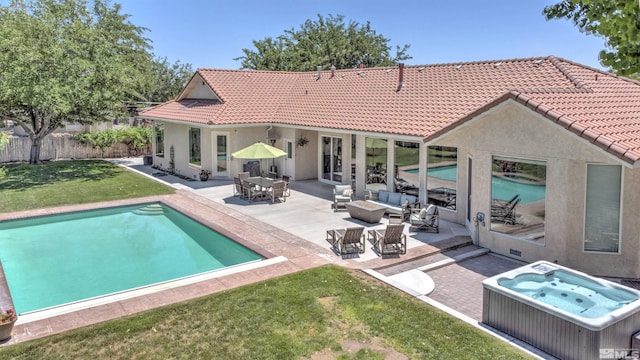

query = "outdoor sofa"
[365, 189, 418, 220]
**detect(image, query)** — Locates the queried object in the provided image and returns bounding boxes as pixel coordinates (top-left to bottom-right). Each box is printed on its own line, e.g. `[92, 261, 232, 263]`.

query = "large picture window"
[189, 127, 201, 166]
[427, 146, 457, 210]
[584, 164, 621, 253]
[394, 141, 420, 196]
[490, 157, 546, 242]
[365, 137, 387, 191]
[154, 123, 164, 157]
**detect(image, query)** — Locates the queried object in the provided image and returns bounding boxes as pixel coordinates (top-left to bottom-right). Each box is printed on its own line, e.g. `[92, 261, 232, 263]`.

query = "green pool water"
[0, 203, 264, 314]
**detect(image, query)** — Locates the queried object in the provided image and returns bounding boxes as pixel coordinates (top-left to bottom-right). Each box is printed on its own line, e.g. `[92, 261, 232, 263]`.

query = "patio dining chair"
[242, 180, 263, 202]
[282, 175, 291, 196]
[233, 177, 244, 198]
[326, 227, 365, 255]
[268, 180, 287, 203]
[238, 171, 250, 180]
[370, 223, 406, 255]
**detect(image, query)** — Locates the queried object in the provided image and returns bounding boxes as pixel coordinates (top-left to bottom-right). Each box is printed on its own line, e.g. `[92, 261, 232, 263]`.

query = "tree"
[139, 56, 194, 103]
[0, 0, 153, 163]
[544, 0, 640, 77]
[235, 14, 411, 71]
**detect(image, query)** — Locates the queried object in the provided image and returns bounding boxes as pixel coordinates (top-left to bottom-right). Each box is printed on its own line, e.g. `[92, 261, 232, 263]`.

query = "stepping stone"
[389, 269, 435, 295]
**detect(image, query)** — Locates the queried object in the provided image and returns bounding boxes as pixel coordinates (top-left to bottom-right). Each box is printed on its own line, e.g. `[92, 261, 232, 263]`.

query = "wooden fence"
[0, 135, 138, 163]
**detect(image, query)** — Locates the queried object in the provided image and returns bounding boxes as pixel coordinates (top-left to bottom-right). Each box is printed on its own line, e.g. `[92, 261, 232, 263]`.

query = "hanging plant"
[296, 136, 309, 147]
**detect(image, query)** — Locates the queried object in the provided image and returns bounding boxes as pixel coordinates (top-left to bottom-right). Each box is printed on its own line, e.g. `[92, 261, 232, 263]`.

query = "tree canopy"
[544, 0, 640, 77]
[0, 0, 152, 163]
[235, 14, 411, 71]
[140, 57, 194, 103]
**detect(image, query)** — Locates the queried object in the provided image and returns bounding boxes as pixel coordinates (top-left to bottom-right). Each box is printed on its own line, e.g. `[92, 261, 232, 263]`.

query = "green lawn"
[0, 266, 533, 360]
[0, 160, 175, 213]
[0, 160, 533, 359]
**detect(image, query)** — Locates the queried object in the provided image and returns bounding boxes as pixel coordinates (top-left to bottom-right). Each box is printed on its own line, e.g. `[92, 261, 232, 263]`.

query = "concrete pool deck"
[0, 158, 552, 358]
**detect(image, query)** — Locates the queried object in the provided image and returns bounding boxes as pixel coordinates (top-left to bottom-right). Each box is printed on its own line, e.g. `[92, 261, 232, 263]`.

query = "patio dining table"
[245, 176, 275, 189]
[244, 176, 275, 201]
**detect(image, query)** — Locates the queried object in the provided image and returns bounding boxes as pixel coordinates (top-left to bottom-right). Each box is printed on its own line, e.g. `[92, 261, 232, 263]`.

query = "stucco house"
[138, 56, 640, 278]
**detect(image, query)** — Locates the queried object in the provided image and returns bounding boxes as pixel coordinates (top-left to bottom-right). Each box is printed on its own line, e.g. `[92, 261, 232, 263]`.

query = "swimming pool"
[0, 203, 264, 314]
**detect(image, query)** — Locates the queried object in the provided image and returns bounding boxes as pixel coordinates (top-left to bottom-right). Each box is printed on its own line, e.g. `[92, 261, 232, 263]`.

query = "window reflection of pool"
[406, 165, 458, 181]
[491, 176, 546, 204]
[423, 165, 545, 204]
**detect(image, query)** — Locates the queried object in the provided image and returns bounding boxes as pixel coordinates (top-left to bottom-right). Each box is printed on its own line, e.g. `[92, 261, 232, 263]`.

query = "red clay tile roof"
[139, 56, 640, 165]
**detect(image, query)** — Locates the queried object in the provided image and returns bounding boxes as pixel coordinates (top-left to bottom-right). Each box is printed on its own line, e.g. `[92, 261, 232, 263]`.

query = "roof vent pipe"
[397, 63, 404, 92]
[330, 65, 335, 78]
[316, 66, 322, 79]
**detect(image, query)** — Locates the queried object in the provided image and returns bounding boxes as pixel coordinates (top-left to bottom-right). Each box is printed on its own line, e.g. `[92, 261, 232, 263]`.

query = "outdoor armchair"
[409, 205, 439, 233]
[369, 224, 406, 255]
[326, 227, 365, 255]
[333, 184, 353, 212]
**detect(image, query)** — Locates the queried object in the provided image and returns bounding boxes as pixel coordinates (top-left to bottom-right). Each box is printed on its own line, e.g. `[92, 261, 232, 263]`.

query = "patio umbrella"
[232, 142, 287, 175]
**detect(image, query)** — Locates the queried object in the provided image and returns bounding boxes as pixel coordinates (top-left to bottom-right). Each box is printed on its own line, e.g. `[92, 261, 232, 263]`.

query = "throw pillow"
[388, 192, 402, 205]
[419, 207, 427, 219]
[342, 189, 353, 197]
[378, 190, 390, 203]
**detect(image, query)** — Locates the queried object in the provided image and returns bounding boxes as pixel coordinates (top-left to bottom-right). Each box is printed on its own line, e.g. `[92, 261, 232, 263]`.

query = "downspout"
[266, 126, 273, 141]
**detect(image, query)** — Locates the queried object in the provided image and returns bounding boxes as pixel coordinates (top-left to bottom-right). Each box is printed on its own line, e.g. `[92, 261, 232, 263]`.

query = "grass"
[0, 160, 534, 359]
[0, 160, 175, 212]
[0, 266, 534, 360]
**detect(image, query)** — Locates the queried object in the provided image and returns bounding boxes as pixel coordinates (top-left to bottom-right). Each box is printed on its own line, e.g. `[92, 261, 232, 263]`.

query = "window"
[584, 164, 621, 253]
[365, 137, 387, 191]
[322, 136, 342, 182]
[189, 127, 201, 166]
[215, 134, 227, 173]
[427, 146, 457, 210]
[490, 157, 546, 242]
[154, 123, 164, 157]
[394, 141, 420, 195]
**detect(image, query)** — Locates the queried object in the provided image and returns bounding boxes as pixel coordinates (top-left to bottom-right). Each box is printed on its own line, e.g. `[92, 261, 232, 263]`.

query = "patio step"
[132, 203, 165, 216]
[373, 236, 473, 275]
[417, 247, 490, 272]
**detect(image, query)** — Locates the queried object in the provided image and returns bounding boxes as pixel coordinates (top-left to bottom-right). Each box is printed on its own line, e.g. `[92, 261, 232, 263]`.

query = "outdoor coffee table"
[344, 201, 386, 223]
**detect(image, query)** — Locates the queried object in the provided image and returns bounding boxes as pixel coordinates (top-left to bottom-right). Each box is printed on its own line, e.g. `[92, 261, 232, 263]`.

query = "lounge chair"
[369, 223, 406, 255]
[409, 205, 439, 232]
[326, 227, 365, 255]
[333, 184, 353, 212]
[491, 197, 520, 224]
[268, 180, 286, 203]
[491, 194, 519, 209]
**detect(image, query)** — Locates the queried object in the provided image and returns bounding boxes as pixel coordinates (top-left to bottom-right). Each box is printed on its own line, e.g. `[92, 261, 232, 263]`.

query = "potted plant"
[296, 136, 309, 147]
[0, 308, 17, 341]
[199, 169, 210, 181]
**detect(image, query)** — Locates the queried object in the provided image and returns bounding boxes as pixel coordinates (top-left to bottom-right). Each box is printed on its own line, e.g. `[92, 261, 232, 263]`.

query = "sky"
[119, 0, 607, 71]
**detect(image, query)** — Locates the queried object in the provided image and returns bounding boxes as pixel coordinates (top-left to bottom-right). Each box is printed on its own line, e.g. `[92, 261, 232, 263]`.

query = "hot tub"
[483, 261, 640, 360]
